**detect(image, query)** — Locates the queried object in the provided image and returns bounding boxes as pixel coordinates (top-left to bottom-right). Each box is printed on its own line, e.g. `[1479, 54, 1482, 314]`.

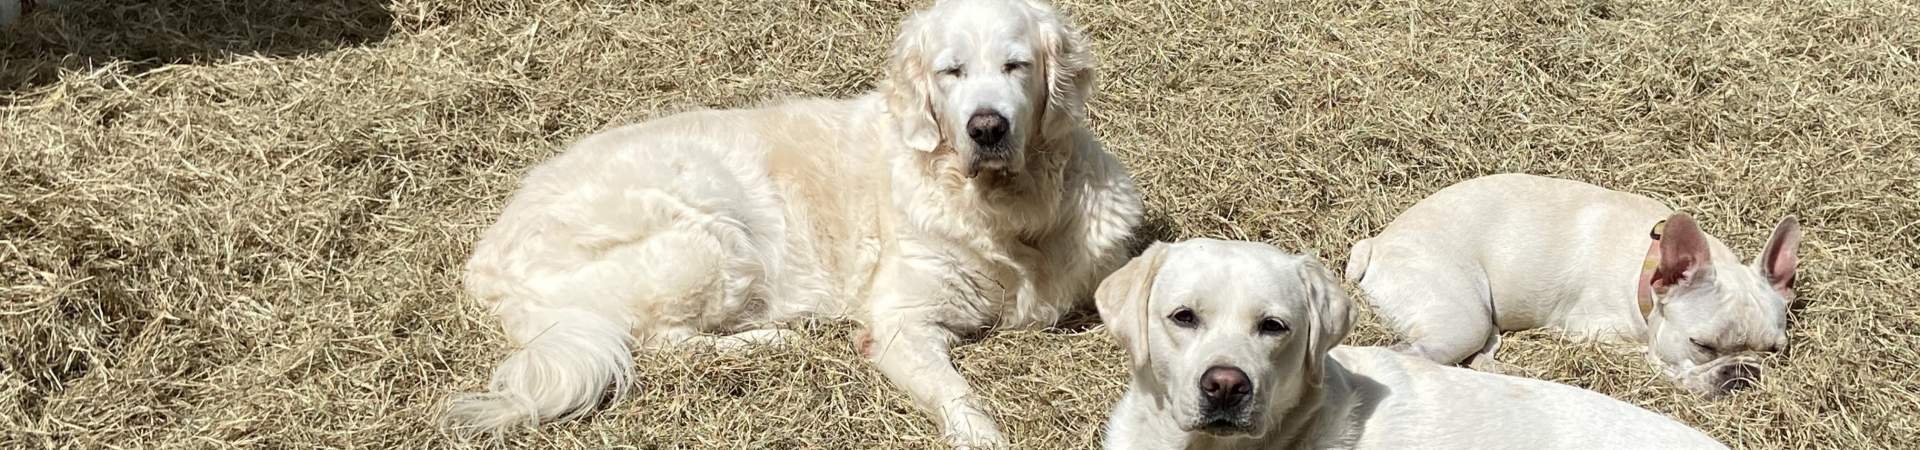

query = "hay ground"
[3, 0, 1918, 448]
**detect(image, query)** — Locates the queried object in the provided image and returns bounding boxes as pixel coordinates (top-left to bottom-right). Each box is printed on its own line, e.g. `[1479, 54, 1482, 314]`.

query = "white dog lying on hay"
[1097, 239, 1725, 449]
[1346, 174, 1799, 397]
[442, 0, 1141, 447]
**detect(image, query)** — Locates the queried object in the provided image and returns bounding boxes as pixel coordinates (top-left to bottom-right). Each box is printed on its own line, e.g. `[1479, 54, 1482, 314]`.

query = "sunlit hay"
[1, 0, 1916, 448]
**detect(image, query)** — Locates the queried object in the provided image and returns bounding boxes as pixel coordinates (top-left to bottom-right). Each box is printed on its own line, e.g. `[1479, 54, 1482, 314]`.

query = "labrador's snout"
[1199, 365, 1252, 409]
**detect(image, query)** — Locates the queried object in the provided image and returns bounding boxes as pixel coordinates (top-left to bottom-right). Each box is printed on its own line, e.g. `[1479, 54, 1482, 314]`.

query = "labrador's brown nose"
[1199, 366, 1252, 408]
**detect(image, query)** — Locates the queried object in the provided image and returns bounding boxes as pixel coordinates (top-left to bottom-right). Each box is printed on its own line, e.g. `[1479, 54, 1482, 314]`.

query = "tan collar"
[1635, 220, 1668, 320]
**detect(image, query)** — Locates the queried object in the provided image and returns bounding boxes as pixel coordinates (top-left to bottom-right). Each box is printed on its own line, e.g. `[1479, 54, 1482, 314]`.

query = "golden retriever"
[442, 1, 1141, 447]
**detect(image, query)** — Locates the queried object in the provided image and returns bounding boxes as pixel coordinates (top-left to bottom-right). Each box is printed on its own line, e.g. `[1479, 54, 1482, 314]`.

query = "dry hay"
[3, 0, 1918, 448]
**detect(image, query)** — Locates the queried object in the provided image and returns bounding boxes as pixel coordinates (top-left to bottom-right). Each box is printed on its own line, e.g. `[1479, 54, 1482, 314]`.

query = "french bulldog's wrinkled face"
[1646, 215, 1801, 398]
[1095, 239, 1352, 438]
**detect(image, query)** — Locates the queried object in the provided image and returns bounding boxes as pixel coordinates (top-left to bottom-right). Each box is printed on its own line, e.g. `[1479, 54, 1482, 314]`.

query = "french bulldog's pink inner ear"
[1760, 216, 1802, 295]
[1654, 213, 1714, 289]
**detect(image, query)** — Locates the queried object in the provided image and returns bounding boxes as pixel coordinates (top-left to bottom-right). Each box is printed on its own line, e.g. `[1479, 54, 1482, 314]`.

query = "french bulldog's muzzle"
[1712, 362, 1760, 393]
[1672, 353, 1766, 399]
[1694, 359, 1762, 399]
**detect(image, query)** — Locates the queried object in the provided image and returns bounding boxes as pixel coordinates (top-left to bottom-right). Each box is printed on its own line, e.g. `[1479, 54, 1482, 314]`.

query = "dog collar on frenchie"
[1635, 219, 1667, 321]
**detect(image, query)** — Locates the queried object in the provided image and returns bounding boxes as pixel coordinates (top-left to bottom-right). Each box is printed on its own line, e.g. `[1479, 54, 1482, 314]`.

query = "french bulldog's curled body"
[1346, 174, 1802, 397]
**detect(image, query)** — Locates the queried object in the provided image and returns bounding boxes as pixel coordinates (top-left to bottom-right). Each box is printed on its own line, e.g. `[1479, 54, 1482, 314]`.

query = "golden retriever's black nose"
[1199, 366, 1251, 407]
[967, 110, 1009, 147]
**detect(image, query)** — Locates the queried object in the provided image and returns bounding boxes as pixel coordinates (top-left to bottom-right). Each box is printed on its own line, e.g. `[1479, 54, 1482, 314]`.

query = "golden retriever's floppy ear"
[1295, 256, 1353, 384]
[883, 11, 941, 153]
[1096, 242, 1170, 371]
[1024, 0, 1095, 142]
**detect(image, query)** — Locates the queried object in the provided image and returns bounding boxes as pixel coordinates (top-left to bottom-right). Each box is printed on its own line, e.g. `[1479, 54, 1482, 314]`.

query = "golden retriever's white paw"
[941, 407, 1008, 449]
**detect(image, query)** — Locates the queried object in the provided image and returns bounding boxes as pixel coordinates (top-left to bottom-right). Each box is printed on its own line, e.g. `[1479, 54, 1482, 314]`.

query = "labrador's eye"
[1258, 318, 1290, 335]
[1169, 308, 1198, 328]
[940, 66, 965, 78]
[1002, 61, 1030, 73]
[1689, 338, 1717, 355]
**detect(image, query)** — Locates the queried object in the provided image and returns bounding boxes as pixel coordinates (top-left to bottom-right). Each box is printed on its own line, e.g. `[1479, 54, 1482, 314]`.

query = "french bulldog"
[1346, 173, 1801, 397]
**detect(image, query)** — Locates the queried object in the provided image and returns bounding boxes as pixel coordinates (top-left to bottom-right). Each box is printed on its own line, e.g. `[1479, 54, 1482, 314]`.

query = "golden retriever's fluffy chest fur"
[744, 97, 1091, 330]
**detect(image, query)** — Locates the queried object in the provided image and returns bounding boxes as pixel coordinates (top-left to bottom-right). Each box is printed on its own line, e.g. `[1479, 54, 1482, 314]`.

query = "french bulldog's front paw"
[942, 406, 1008, 449]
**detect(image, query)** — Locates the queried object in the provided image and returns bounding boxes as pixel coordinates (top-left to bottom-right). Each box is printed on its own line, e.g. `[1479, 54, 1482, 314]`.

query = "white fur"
[1098, 239, 1726, 450]
[442, 1, 1140, 447]
[1345, 174, 1800, 397]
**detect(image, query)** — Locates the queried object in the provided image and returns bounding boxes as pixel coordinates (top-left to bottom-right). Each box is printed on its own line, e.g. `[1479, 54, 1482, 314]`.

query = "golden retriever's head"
[1096, 240, 1354, 438]
[884, 0, 1094, 181]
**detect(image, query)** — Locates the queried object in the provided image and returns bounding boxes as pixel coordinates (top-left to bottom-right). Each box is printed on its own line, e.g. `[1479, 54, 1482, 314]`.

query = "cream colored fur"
[1345, 174, 1800, 397]
[1099, 239, 1725, 450]
[440, 1, 1142, 447]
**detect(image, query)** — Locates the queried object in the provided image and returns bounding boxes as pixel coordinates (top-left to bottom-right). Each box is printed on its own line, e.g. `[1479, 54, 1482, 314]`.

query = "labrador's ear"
[1024, 0, 1094, 142]
[1296, 257, 1353, 384]
[1096, 242, 1170, 372]
[883, 10, 941, 152]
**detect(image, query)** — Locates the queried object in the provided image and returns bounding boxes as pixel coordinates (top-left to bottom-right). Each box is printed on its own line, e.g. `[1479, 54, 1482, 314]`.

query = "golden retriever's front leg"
[863, 265, 1008, 448]
[866, 320, 1006, 448]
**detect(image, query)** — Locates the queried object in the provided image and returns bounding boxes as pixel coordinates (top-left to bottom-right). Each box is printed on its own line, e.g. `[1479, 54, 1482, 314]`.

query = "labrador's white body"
[443, 1, 1141, 447]
[1097, 239, 1724, 450]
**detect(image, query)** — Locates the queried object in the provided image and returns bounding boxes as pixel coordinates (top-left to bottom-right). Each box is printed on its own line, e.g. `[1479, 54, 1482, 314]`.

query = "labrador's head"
[883, 0, 1094, 182]
[1096, 239, 1353, 438]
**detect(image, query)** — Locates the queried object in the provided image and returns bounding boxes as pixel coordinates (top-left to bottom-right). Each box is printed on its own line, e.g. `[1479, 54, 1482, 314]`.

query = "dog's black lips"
[1196, 418, 1250, 436]
[966, 145, 1013, 178]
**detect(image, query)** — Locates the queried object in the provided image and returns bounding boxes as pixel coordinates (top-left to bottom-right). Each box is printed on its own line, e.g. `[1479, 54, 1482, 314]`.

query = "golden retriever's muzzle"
[965, 109, 1013, 178]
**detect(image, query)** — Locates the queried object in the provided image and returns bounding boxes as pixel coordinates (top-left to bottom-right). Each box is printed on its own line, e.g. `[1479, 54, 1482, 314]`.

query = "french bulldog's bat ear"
[1096, 242, 1171, 371]
[1757, 216, 1802, 300]
[1653, 213, 1716, 292]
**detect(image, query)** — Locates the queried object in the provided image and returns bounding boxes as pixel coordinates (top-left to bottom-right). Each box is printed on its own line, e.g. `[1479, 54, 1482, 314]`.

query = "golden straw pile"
[2, 0, 1916, 448]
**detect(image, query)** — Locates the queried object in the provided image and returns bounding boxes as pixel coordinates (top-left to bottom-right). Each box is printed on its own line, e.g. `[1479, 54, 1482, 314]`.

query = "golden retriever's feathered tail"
[440, 307, 633, 438]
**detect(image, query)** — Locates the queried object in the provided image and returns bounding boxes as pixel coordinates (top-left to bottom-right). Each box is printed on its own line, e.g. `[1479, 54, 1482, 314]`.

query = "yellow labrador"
[1098, 239, 1724, 449]
[444, 1, 1140, 447]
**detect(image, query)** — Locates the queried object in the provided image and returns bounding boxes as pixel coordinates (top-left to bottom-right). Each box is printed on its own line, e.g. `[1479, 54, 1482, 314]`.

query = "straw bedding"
[2, 0, 1916, 447]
